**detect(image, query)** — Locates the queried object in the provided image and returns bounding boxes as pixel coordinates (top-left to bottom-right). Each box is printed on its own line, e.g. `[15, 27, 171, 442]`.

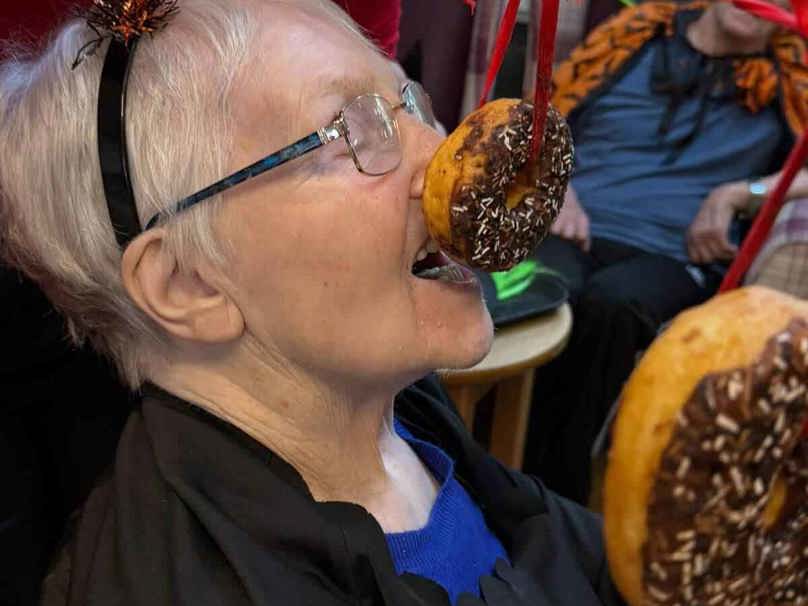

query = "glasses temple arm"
[145, 130, 328, 229]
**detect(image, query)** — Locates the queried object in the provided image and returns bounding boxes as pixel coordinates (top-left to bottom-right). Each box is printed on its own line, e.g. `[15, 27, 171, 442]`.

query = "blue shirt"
[570, 37, 785, 263]
[385, 420, 509, 604]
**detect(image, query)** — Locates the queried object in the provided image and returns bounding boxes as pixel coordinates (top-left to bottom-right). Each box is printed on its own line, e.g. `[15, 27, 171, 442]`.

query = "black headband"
[73, 0, 179, 248]
[97, 37, 142, 248]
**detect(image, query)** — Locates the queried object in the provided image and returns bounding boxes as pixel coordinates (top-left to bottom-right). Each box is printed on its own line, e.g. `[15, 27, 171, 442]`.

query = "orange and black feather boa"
[551, 1, 808, 135]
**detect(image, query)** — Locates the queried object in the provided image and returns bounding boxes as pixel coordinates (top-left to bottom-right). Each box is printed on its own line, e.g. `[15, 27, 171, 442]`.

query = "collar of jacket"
[130, 377, 553, 605]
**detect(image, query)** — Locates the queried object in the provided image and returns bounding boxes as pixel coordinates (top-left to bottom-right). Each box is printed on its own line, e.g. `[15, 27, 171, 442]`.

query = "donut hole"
[504, 183, 535, 210]
[504, 162, 540, 210]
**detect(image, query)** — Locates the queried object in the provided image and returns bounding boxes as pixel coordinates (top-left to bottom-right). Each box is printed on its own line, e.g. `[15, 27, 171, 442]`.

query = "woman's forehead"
[253, 7, 398, 103]
[231, 6, 399, 156]
[291, 71, 399, 141]
[255, 5, 388, 71]
[310, 73, 400, 106]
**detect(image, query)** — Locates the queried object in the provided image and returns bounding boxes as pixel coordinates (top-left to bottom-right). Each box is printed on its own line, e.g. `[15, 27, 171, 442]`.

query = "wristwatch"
[742, 180, 768, 218]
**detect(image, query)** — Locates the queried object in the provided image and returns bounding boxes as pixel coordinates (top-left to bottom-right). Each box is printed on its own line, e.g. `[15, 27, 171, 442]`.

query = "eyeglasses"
[145, 80, 436, 229]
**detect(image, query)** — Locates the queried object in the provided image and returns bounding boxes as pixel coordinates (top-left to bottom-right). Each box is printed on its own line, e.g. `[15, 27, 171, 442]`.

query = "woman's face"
[216, 4, 493, 389]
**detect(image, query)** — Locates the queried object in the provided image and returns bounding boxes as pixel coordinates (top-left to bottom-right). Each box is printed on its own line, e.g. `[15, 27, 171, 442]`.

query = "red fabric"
[1, 1, 402, 58]
[333, 0, 402, 57]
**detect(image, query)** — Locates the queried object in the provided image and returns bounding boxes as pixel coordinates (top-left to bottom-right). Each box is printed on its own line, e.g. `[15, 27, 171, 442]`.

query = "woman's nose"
[409, 124, 444, 200]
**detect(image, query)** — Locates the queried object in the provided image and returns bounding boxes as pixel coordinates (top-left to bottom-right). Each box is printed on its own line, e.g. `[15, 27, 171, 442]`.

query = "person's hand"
[686, 182, 748, 264]
[551, 185, 590, 251]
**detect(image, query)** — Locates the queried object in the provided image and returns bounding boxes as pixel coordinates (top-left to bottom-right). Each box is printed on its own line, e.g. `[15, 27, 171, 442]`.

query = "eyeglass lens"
[342, 95, 401, 175]
[341, 82, 436, 175]
[401, 82, 436, 128]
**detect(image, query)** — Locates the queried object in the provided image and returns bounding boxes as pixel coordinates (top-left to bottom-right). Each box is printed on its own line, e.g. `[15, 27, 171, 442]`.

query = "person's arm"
[686, 168, 808, 265]
[550, 184, 591, 251]
[741, 167, 808, 216]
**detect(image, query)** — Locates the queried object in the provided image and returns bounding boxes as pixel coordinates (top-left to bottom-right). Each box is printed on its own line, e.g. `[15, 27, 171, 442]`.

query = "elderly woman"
[0, 1, 623, 605]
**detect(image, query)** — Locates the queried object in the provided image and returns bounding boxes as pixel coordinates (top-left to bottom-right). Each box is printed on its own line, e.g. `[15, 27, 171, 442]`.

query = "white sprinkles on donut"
[448, 102, 573, 271]
[644, 319, 808, 605]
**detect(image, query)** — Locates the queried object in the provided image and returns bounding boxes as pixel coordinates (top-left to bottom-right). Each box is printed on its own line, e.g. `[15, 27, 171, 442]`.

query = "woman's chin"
[438, 310, 495, 370]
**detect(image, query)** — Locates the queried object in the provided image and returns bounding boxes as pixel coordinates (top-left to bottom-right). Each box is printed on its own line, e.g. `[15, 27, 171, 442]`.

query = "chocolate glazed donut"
[604, 287, 808, 606]
[422, 98, 573, 272]
[641, 321, 808, 606]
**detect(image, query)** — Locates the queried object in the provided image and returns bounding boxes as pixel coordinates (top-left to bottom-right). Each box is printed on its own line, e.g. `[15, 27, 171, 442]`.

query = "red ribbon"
[476, 0, 561, 161]
[532, 0, 561, 158]
[477, 0, 521, 108]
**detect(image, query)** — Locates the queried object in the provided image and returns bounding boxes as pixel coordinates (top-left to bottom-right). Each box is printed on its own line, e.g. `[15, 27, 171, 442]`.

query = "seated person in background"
[0, 1, 625, 604]
[524, 0, 808, 504]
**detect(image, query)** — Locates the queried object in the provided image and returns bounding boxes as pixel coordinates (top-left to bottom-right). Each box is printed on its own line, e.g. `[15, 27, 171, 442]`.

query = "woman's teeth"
[415, 238, 440, 262]
[412, 240, 474, 283]
[415, 264, 467, 282]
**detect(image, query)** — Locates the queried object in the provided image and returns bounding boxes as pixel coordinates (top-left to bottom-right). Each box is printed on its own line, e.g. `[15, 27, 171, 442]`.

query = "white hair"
[0, 0, 374, 387]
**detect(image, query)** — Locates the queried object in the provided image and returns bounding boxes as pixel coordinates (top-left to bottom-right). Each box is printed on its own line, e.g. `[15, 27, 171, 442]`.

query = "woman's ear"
[121, 229, 245, 343]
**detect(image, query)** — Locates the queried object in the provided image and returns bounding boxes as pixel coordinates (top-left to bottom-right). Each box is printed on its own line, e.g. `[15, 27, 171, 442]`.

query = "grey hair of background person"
[0, 0, 376, 388]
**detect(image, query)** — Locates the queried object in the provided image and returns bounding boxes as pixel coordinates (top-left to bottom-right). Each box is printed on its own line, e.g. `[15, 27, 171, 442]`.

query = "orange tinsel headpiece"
[72, 0, 178, 68]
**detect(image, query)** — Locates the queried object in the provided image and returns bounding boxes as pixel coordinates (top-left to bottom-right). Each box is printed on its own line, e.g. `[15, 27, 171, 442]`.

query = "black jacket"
[45, 376, 626, 606]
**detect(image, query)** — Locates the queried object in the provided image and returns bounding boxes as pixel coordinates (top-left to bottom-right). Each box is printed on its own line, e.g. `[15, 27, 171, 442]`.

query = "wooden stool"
[440, 304, 572, 469]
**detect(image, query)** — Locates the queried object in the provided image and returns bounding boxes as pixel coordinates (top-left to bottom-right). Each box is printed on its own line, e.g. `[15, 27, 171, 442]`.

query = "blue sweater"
[385, 420, 509, 604]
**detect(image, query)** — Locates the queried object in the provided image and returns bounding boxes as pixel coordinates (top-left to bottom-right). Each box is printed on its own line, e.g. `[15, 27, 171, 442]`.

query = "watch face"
[749, 182, 768, 196]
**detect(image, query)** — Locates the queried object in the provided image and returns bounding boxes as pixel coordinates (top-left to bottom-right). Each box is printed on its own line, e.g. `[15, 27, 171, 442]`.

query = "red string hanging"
[475, 0, 561, 160]
[532, 0, 561, 158]
[477, 0, 522, 108]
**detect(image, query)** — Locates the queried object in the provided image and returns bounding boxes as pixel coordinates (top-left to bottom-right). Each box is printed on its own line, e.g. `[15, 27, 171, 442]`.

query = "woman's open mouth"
[411, 239, 477, 284]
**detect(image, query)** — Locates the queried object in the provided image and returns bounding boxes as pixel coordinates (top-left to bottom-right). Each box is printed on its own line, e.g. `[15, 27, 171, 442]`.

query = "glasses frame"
[145, 81, 434, 230]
